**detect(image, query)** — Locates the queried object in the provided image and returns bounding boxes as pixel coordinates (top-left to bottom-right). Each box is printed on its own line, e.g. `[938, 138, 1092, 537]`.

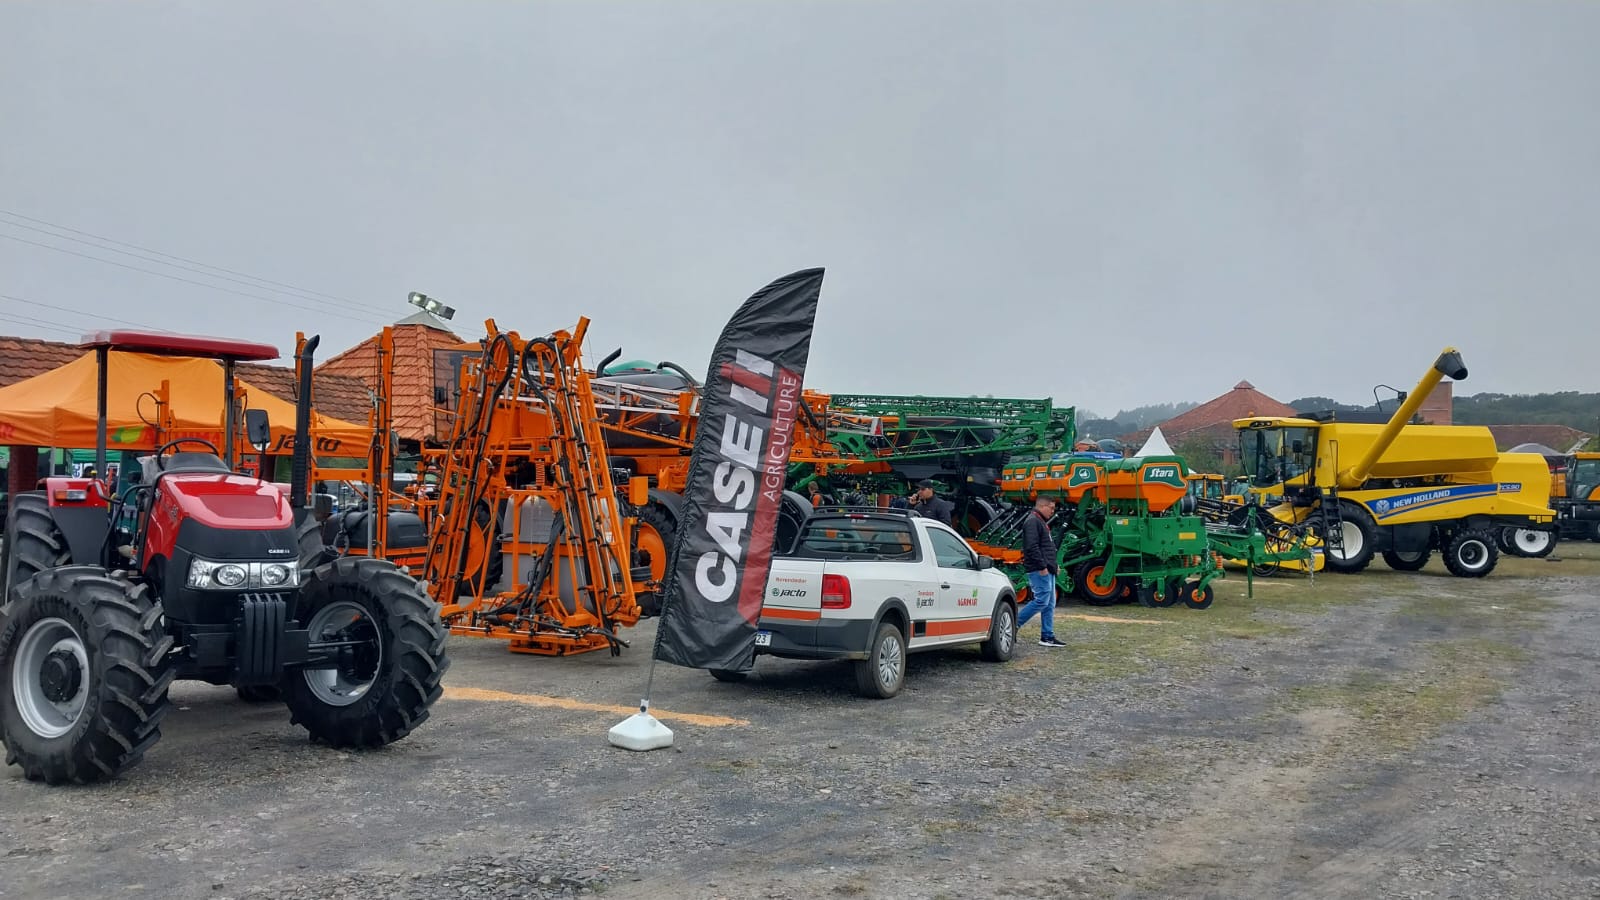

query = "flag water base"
[609, 706, 674, 751]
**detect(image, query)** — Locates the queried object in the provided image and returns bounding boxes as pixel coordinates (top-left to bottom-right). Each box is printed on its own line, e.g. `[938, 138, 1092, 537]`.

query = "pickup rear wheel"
[854, 621, 907, 699]
[980, 601, 1016, 662]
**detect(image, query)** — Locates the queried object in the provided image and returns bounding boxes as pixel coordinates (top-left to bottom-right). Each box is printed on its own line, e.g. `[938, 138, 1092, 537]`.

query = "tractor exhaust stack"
[290, 334, 320, 510]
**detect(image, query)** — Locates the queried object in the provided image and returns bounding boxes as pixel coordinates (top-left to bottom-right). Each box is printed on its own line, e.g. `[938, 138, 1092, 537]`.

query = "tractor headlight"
[213, 564, 248, 587]
[185, 558, 302, 590]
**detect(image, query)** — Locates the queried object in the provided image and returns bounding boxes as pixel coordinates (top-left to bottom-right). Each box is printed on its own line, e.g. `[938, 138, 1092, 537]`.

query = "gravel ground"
[1, 543, 1597, 899]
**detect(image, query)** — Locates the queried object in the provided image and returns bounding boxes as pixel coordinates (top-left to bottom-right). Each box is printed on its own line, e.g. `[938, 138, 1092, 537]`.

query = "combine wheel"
[1381, 549, 1431, 572]
[1181, 583, 1215, 610]
[2, 493, 71, 603]
[1503, 527, 1556, 559]
[631, 503, 678, 617]
[1321, 504, 1376, 574]
[0, 567, 174, 784]
[1074, 560, 1128, 607]
[285, 558, 449, 748]
[1443, 528, 1498, 578]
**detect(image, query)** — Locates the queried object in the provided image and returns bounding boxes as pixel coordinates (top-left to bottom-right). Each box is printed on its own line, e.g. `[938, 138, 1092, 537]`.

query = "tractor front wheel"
[0, 567, 174, 784]
[285, 558, 449, 748]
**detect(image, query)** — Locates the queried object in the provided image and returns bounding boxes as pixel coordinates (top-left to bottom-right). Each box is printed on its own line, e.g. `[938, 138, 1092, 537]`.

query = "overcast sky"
[3, 1, 1597, 415]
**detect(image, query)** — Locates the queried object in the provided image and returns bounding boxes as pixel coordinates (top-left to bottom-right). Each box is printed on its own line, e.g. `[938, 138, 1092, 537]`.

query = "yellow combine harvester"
[1232, 348, 1555, 578]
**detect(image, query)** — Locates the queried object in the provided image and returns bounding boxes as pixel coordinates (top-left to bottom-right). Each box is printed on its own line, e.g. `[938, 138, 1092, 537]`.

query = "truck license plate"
[754, 631, 772, 647]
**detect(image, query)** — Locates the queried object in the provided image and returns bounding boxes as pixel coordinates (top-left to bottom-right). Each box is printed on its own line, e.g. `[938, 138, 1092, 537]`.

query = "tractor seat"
[162, 451, 232, 474]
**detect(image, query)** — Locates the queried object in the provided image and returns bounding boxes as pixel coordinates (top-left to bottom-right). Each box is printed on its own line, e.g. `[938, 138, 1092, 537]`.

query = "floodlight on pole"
[407, 291, 456, 321]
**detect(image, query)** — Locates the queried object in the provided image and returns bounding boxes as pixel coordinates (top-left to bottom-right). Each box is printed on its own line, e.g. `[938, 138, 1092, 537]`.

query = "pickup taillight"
[821, 573, 852, 609]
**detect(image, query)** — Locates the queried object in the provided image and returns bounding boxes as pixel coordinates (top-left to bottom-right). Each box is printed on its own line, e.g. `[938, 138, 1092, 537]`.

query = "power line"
[0, 209, 396, 317]
[0, 310, 82, 339]
[0, 232, 382, 326]
[0, 291, 163, 331]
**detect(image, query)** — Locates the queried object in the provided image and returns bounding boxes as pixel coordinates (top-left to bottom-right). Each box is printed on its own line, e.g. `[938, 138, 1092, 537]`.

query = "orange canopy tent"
[0, 351, 370, 454]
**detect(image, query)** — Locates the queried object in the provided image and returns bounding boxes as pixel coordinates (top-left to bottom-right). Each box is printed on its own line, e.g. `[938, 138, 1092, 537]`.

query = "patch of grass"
[921, 819, 966, 837]
[1284, 637, 1527, 753]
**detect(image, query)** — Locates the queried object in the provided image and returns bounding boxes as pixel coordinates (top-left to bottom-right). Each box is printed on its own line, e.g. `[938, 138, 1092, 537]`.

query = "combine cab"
[0, 331, 448, 784]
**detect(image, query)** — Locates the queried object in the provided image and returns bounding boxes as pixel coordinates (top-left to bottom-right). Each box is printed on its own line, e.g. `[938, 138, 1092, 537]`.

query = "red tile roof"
[0, 334, 373, 426]
[1486, 425, 1592, 454]
[316, 314, 464, 441]
[1121, 381, 1298, 446]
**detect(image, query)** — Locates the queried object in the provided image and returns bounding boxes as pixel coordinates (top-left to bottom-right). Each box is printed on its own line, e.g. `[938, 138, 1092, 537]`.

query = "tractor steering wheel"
[154, 438, 221, 470]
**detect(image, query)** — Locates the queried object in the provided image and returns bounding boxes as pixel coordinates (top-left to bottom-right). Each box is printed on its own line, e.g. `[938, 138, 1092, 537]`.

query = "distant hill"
[1078, 401, 1199, 441]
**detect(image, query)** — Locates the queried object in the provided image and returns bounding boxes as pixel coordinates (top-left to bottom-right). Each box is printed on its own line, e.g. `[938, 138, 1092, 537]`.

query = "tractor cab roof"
[79, 329, 279, 362]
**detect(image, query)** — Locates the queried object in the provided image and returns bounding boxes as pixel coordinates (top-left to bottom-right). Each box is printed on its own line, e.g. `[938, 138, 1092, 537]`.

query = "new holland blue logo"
[1368, 484, 1499, 519]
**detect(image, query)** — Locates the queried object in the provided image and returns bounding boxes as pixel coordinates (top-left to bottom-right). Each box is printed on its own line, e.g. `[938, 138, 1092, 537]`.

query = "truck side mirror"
[245, 408, 271, 450]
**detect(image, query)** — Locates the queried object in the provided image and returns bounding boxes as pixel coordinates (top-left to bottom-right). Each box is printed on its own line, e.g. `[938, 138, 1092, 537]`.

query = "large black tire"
[1381, 549, 1431, 572]
[3, 492, 71, 605]
[0, 567, 174, 784]
[632, 502, 677, 618]
[284, 558, 449, 748]
[1443, 528, 1498, 578]
[979, 599, 1016, 662]
[853, 621, 907, 699]
[296, 513, 332, 571]
[1319, 503, 1376, 574]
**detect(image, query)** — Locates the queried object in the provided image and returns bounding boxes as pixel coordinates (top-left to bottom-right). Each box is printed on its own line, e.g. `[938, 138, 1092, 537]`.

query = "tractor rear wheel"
[2, 492, 71, 604]
[1381, 549, 1431, 571]
[284, 558, 449, 748]
[631, 502, 677, 618]
[1443, 528, 1498, 578]
[1319, 504, 1376, 574]
[0, 567, 174, 784]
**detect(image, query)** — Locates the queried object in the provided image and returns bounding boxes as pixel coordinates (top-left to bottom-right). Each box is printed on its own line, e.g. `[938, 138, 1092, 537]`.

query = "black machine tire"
[979, 599, 1016, 662]
[959, 497, 998, 539]
[774, 490, 814, 558]
[283, 558, 449, 748]
[1181, 582, 1215, 610]
[632, 502, 678, 618]
[1074, 559, 1128, 607]
[708, 668, 747, 683]
[239, 515, 337, 705]
[1319, 503, 1376, 575]
[854, 621, 907, 699]
[1381, 549, 1431, 572]
[2, 492, 71, 603]
[1590, 520, 1600, 543]
[0, 567, 175, 784]
[1142, 579, 1182, 609]
[1500, 526, 1556, 559]
[1443, 528, 1498, 578]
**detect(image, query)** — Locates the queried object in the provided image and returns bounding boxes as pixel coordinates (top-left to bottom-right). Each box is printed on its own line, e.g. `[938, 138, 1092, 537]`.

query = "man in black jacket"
[908, 479, 954, 527]
[1015, 495, 1066, 647]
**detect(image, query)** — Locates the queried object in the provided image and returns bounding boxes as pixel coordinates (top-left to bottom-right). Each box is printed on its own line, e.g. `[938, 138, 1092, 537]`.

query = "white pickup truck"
[711, 508, 1018, 698]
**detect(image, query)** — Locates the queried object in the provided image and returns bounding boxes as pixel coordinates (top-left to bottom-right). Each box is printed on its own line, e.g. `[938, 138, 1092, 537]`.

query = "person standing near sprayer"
[1016, 495, 1066, 647]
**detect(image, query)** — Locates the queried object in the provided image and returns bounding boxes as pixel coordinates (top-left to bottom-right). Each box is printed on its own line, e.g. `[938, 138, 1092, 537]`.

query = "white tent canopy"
[1136, 426, 1174, 457]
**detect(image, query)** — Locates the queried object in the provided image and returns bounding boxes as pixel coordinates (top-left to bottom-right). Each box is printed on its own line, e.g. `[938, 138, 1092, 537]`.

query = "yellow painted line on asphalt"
[1057, 613, 1167, 625]
[442, 686, 749, 727]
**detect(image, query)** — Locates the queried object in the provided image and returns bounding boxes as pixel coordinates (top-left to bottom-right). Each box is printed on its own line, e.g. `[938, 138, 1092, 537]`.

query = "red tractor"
[0, 330, 449, 784]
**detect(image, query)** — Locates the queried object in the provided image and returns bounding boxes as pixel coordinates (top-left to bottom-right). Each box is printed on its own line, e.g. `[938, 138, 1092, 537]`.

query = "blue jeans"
[1017, 571, 1056, 641]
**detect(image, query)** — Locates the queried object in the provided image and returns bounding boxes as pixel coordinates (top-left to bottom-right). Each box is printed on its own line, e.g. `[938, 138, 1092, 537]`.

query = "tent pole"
[95, 347, 108, 477]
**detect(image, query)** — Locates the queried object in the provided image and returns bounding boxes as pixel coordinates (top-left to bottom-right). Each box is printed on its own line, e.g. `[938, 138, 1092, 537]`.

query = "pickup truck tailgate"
[759, 559, 824, 651]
